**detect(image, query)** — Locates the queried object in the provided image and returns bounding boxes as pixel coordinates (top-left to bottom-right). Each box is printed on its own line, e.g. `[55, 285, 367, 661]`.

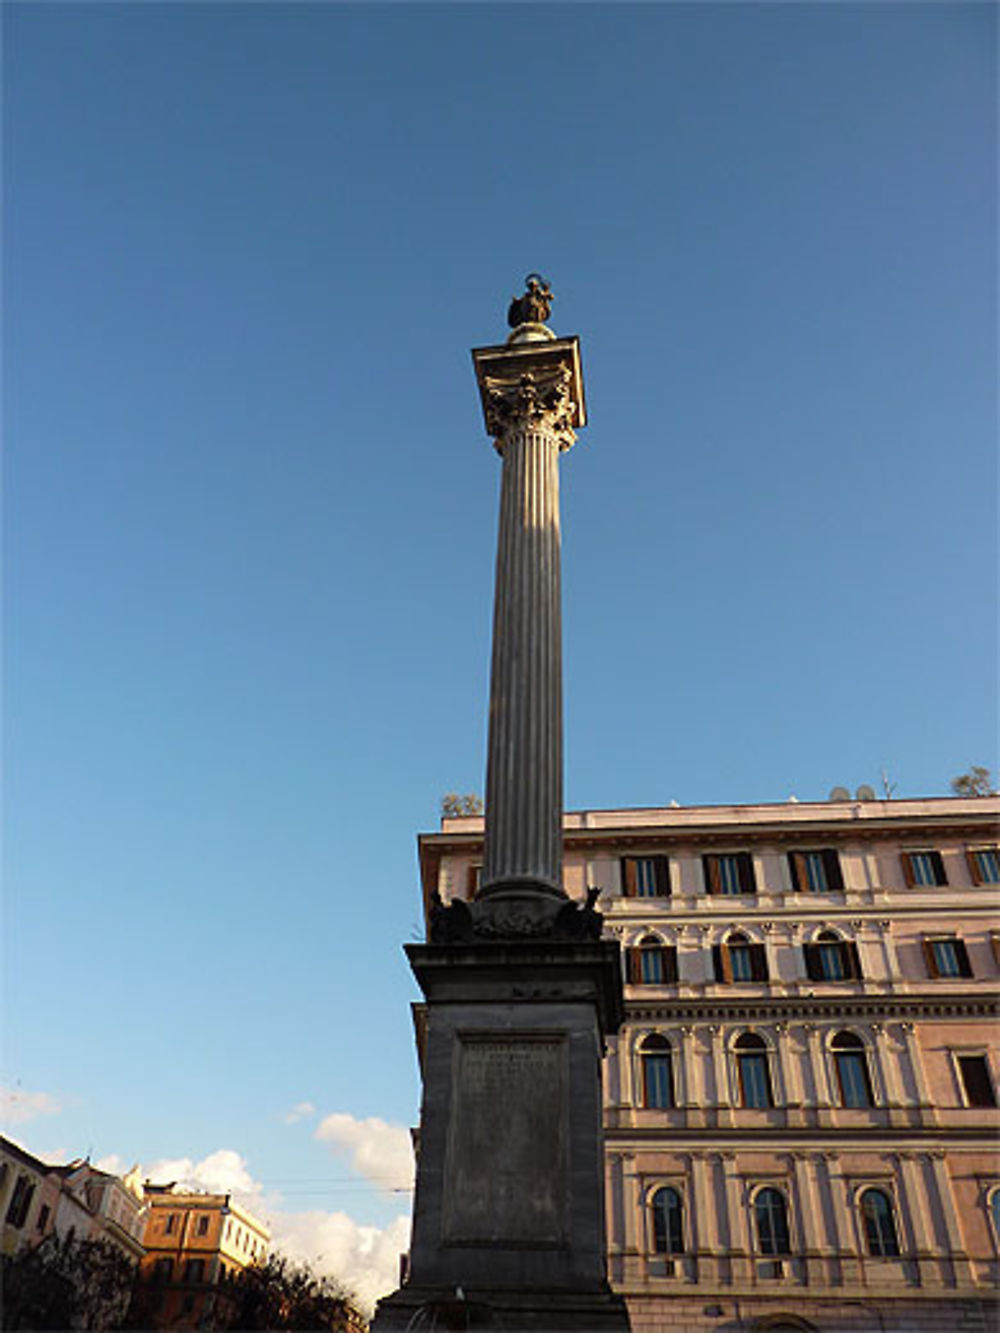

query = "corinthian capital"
[481, 365, 577, 452]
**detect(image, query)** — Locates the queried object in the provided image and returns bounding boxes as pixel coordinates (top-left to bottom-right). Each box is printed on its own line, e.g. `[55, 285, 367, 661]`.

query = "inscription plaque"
[442, 1034, 568, 1245]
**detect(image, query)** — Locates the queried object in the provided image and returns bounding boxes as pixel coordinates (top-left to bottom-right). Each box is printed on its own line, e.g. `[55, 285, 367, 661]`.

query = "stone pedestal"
[372, 941, 630, 1332]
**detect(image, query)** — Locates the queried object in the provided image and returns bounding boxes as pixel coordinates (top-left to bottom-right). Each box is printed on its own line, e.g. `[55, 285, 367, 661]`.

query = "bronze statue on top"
[507, 273, 553, 329]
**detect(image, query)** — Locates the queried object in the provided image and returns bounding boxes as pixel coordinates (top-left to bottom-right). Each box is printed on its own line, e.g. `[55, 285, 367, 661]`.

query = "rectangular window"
[465, 865, 482, 899]
[789, 849, 844, 893]
[704, 853, 756, 896]
[196, 1215, 210, 1236]
[640, 949, 664, 983]
[37, 1204, 51, 1232]
[924, 936, 973, 979]
[153, 1258, 173, 1283]
[739, 1055, 773, 1108]
[902, 850, 947, 887]
[968, 848, 1000, 885]
[164, 1213, 176, 1235]
[730, 944, 754, 981]
[5, 1176, 35, 1228]
[184, 1258, 206, 1284]
[621, 855, 670, 898]
[644, 1055, 675, 1109]
[957, 1054, 997, 1107]
[835, 1052, 874, 1107]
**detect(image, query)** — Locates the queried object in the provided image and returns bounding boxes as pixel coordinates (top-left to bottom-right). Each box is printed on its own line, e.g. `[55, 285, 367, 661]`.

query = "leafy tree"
[219, 1254, 361, 1332]
[440, 792, 484, 818]
[2, 1232, 136, 1330]
[951, 766, 996, 797]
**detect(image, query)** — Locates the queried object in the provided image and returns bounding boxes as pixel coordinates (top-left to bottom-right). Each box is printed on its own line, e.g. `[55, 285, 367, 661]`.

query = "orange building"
[136, 1185, 269, 1328]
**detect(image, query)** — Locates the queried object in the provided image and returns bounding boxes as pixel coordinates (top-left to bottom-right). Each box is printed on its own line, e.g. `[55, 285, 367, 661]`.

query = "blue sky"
[3, 0, 996, 1308]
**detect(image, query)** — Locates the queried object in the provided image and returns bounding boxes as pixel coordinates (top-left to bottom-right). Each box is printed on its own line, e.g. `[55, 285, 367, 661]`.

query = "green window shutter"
[921, 938, 939, 978]
[703, 856, 721, 895]
[712, 944, 726, 982]
[955, 939, 973, 978]
[750, 944, 768, 982]
[738, 852, 756, 894]
[654, 856, 671, 897]
[823, 849, 845, 891]
[788, 853, 806, 892]
[846, 941, 863, 979]
[803, 944, 823, 981]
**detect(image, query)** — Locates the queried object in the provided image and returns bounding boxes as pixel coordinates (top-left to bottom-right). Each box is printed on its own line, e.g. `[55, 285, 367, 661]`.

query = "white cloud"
[282, 1100, 316, 1124]
[0, 1086, 63, 1126]
[141, 1148, 264, 1200]
[270, 1208, 410, 1317]
[314, 1113, 414, 1194]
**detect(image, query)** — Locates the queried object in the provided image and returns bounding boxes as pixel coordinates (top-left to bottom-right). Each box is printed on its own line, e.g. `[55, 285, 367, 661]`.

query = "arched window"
[859, 1188, 900, 1257]
[804, 931, 861, 981]
[754, 1188, 790, 1255]
[640, 1034, 675, 1109]
[650, 1186, 684, 1254]
[626, 935, 678, 984]
[735, 1032, 774, 1108]
[831, 1031, 874, 1108]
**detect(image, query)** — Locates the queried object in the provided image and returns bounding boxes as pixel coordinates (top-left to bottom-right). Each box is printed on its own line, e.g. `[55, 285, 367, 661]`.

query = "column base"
[372, 1283, 631, 1332]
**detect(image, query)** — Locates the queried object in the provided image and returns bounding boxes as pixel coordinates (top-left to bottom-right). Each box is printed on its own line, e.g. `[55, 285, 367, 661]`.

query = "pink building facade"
[421, 795, 1000, 1333]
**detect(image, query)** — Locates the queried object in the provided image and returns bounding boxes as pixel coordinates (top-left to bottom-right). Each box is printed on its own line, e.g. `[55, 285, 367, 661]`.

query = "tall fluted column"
[473, 332, 585, 912]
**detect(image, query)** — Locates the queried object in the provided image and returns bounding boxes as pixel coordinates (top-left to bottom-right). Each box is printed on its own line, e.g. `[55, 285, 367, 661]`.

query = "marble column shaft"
[472, 350, 580, 902]
[482, 415, 564, 895]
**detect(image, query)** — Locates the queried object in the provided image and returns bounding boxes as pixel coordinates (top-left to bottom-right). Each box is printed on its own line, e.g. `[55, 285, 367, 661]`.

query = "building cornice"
[604, 1126, 999, 1149]
[622, 992, 1000, 1025]
[422, 813, 998, 854]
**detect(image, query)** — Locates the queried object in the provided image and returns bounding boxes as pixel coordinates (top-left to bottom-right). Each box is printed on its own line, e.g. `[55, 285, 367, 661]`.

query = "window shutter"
[846, 941, 863, 980]
[922, 938, 939, 978]
[966, 851, 984, 886]
[704, 856, 721, 895]
[750, 943, 768, 982]
[930, 851, 947, 885]
[466, 865, 480, 899]
[958, 1055, 997, 1108]
[626, 948, 641, 983]
[955, 939, 973, 978]
[738, 852, 756, 894]
[902, 854, 916, 888]
[804, 943, 823, 981]
[712, 944, 726, 982]
[788, 853, 806, 893]
[622, 859, 638, 897]
[823, 849, 845, 891]
[663, 947, 679, 983]
[654, 856, 671, 897]
[722, 943, 734, 983]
